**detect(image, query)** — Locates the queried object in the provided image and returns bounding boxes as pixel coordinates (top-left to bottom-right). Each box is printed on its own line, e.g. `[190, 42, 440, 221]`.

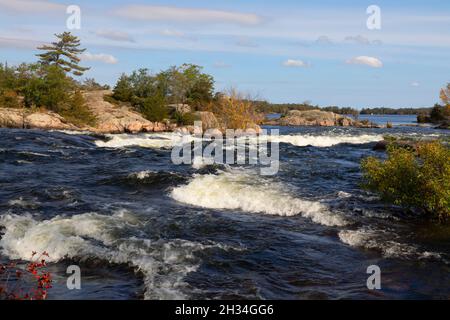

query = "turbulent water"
[0, 125, 449, 300]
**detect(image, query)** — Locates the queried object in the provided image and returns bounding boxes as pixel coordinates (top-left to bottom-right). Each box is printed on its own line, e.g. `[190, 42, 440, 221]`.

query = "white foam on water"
[338, 228, 442, 260]
[94, 131, 383, 150]
[0, 212, 227, 299]
[270, 134, 383, 148]
[191, 156, 213, 170]
[52, 130, 92, 135]
[95, 133, 195, 149]
[337, 191, 352, 199]
[8, 197, 41, 209]
[170, 169, 347, 227]
[128, 170, 154, 180]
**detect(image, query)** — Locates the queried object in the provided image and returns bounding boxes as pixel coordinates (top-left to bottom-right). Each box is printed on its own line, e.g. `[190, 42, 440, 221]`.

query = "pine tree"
[112, 74, 133, 102]
[36, 32, 90, 76]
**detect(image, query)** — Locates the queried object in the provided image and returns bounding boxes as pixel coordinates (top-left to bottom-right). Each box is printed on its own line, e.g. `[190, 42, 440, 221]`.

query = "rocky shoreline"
[0, 91, 384, 134]
[0, 90, 177, 134]
[0, 90, 265, 135]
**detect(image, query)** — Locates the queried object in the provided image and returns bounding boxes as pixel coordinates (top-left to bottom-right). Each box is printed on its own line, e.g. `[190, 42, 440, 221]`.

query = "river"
[0, 125, 449, 299]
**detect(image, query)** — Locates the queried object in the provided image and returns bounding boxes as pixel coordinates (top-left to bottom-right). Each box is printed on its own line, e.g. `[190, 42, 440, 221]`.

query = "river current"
[0, 124, 449, 299]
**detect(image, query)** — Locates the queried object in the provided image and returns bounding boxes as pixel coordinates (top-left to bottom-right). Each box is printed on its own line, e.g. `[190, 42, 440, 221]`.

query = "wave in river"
[94, 132, 383, 150]
[170, 169, 347, 226]
[0, 211, 233, 299]
[338, 228, 442, 260]
[95, 133, 195, 149]
[270, 134, 383, 147]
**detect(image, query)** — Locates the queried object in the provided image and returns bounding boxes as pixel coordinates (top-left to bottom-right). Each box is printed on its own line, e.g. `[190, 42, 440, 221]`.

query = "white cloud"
[81, 52, 118, 64]
[95, 30, 135, 42]
[114, 5, 263, 26]
[344, 35, 383, 45]
[410, 81, 420, 87]
[159, 29, 198, 41]
[283, 59, 308, 68]
[0, 36, 44, 49]
[315, 35, 333, 45]
[346, 56, 383, 68]
[344, 35, 370, 45]
[0, 0, 64, 13]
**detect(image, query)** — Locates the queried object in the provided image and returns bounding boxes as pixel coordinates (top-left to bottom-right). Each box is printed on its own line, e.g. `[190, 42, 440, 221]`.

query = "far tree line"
[0, 32, 448, 128]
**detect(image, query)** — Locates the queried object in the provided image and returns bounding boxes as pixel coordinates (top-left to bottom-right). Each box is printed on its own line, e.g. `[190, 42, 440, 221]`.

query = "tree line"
[110, 64, 214, 123]
[254, 101, 359, 117]
[1, 31, 448, 129]
[360, 107, 433, 115]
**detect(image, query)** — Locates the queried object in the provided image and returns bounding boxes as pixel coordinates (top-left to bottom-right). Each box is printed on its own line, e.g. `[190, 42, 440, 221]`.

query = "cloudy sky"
[0, 0, 449, 108]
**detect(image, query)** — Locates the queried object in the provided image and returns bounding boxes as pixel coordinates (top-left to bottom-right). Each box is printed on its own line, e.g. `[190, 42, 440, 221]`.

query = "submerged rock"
[372, 139, 420, 152]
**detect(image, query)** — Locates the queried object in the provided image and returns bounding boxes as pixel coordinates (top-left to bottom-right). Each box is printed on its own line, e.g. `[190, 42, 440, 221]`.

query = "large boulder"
[84, 90, 170, 133]
[279, 110, 341, 126]
[337, 117, 354, 127]
[193, 111, 220, 130]
[271, 110, 378, 128]
[0, 108, 76, 130]
[0, 108, 25, 128]
[25, 112, 77, 130]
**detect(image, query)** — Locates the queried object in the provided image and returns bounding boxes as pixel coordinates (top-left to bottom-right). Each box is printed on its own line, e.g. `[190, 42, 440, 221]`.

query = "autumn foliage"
[362, 140, 450, 220]
[205, 89, 262, 130]
[0, 252, 52, 300]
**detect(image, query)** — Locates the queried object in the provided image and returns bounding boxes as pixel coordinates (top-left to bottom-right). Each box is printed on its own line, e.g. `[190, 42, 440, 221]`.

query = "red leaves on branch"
[0, 252, 53, 300]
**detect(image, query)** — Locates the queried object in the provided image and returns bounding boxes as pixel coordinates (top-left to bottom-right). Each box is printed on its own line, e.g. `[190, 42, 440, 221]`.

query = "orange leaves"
[440, 83, 450, 107]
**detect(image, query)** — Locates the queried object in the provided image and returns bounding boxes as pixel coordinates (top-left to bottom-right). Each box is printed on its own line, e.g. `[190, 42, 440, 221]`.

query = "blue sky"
[0, 0, 449, 108]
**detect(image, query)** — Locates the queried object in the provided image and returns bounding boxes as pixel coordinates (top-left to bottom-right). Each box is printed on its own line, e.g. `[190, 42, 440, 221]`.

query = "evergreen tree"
[112, 74, 133, 102]
[36, 32, 90, 76]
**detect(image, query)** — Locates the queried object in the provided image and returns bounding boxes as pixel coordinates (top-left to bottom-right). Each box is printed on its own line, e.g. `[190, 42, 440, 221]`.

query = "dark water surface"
[0, 126, 449, 300]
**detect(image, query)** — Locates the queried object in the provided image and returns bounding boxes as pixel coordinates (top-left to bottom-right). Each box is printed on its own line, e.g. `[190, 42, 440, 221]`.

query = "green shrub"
[103, 94, 122, 106]
[173, 111, 195, 126]
[112, 74, 133, 102]
[18, 64, 74, 112]
[361, 141, 450, 220]
[139, 94, 168, 122]
[60, 91, 96, 127]
[417, 113, 430, 123]
[430, 104, 447, 123]
[0, 89, 21, 108]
